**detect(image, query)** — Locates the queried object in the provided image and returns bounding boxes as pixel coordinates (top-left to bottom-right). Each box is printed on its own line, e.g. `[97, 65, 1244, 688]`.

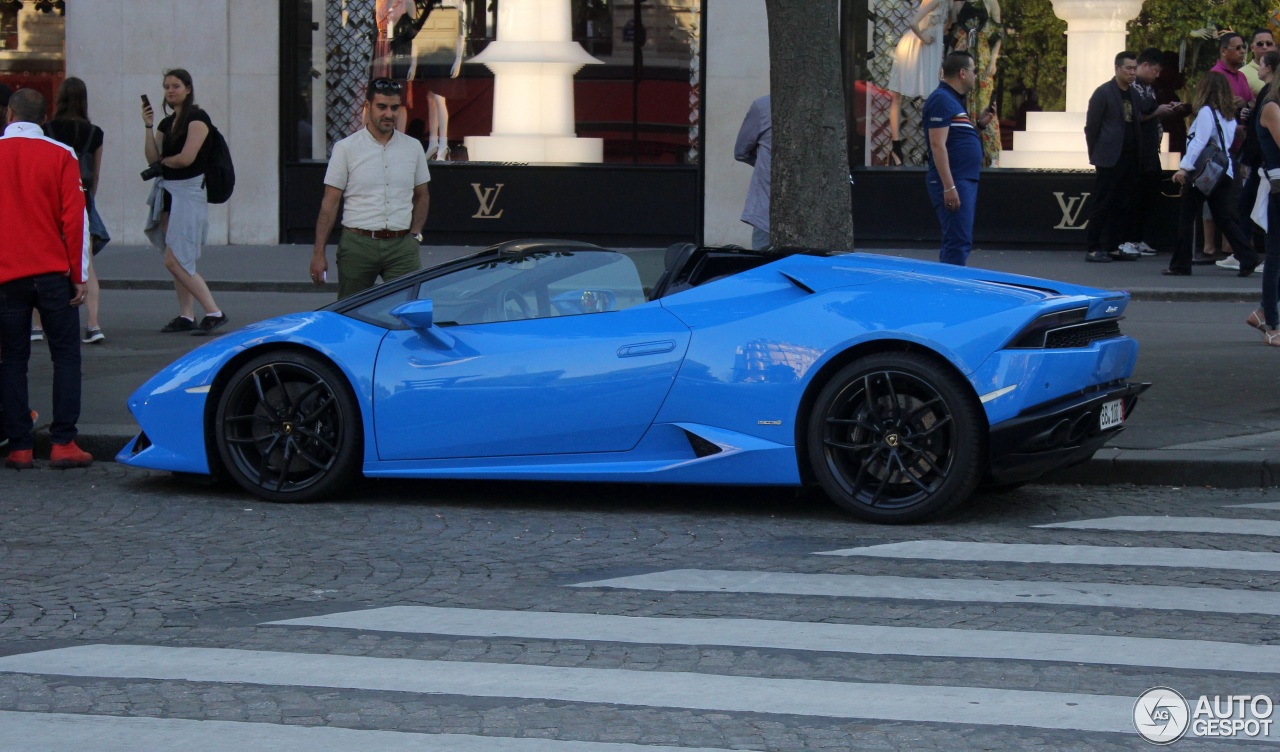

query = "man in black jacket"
[1084, 51, 1145, 263]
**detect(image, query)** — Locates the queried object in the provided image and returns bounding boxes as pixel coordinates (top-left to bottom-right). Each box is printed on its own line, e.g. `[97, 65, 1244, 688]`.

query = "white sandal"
[1248, 309, 1267, 332]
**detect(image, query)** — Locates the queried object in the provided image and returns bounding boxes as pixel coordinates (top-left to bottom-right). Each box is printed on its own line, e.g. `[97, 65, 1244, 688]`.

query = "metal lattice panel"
[687, 13, 700, 164]
[867, 0, 926, 167]
[325, 0, 375, 155]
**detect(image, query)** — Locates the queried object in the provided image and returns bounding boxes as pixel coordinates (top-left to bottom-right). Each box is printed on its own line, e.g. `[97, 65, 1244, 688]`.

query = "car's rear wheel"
[215, 351, 361, 502]
[807, 353, 984, 523]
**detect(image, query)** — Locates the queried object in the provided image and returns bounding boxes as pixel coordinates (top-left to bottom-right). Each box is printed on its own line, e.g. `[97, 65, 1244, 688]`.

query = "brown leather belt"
[345, 227, 410, 239]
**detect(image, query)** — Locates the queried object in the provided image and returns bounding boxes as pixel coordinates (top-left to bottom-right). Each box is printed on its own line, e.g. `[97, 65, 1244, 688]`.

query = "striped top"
[922, 82, 983, 180]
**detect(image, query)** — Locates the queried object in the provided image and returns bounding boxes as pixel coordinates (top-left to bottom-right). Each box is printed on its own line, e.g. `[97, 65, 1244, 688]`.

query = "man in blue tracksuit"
[923, 51, 993, 265]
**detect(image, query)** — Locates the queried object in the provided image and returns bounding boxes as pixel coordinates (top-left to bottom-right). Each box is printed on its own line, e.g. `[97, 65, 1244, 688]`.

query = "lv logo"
[1053, 192, 1091, 230]
[471, 183, 506, 220]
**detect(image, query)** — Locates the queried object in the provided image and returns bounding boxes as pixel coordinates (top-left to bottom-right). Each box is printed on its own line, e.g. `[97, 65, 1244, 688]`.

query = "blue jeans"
[0, 273, 82, 450]
[750, 225, 770, 251]
[927, 176, 978, 265]
[1264, 195, 1280, 329]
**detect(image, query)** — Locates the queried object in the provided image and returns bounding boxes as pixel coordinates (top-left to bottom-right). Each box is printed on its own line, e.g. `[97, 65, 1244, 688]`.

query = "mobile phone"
[141, 94, 150, 108]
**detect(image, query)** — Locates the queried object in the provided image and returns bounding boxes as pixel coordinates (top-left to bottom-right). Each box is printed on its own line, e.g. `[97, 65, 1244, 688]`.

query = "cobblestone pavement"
[1, 467, 1278, 750]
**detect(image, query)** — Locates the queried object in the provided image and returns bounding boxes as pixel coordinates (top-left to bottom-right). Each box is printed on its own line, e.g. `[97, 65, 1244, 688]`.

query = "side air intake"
[683, 430, 723, 458]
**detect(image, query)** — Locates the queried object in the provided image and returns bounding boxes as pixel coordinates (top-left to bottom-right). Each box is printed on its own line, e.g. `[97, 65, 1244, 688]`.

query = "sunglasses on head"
[370, 78, 403, 93]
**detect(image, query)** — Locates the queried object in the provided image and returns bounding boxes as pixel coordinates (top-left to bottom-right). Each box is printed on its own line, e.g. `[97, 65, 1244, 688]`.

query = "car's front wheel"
[807, 353, 984, 523]
[214, 351, 361, 502]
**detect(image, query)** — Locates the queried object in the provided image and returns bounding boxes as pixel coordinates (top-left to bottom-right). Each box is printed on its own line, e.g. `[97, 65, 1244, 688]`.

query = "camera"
[140, 162, 163, 181]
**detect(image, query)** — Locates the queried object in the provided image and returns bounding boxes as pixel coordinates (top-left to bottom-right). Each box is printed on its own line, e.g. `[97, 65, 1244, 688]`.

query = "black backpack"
[202, 124, 235, 204]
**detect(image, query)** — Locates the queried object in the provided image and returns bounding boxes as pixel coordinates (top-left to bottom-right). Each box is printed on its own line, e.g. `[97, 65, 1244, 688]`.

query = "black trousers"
[1126, 170, 1161, 246]
[1168, 176, 1261, 273]
[1087, 154, 1140, 253]
[0, 273, 82, 450]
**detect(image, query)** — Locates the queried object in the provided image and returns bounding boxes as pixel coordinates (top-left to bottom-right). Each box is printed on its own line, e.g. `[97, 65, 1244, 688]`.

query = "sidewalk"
[21, 242, 1280, 489]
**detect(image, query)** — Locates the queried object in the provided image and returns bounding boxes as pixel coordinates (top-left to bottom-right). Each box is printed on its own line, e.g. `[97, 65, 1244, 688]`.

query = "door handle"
[617, 340, 677, 358]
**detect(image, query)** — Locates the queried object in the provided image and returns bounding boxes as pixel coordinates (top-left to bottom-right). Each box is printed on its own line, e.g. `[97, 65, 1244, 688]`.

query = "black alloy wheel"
[807, 352, 984, 523]
[214, 351, 361, 502]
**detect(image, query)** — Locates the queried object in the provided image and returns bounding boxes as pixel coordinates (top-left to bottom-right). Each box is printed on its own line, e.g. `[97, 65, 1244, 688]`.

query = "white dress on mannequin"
[886, 0, 948, 98]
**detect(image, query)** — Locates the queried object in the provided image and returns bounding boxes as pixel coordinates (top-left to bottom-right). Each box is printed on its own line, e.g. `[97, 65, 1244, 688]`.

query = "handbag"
[1191, 111, 1230, 195]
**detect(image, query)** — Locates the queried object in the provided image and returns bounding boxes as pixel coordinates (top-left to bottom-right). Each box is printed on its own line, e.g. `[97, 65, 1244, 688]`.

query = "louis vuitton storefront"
[280, 0, 705, 246]
[44, 0, 1181, 249]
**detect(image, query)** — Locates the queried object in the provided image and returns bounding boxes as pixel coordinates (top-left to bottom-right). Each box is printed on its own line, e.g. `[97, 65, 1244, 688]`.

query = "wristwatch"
[413, 232, 423, 243]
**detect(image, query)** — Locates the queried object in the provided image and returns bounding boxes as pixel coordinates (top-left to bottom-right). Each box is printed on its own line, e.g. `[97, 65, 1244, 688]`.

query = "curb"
[101, 279, 338, 294]
[1124, 289, 1257, 303]
[1044, 448, 1280, 488]
[99, 279, 1260, 302]
[34, 425, 136, 465]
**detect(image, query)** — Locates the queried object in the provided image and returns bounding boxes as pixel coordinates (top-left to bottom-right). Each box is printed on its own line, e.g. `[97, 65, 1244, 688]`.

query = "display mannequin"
[424, 92, 450, 160]
[951, 0, 1002, 167]
[886, 0, 952, 164]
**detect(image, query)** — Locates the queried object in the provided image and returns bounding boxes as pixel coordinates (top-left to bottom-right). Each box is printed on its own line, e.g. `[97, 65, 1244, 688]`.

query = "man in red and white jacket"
[0, 88, 93, 469]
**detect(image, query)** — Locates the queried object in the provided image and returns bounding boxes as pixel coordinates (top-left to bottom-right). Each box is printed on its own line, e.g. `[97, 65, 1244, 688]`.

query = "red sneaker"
[5, 449, 34, 469]
[50, 440, 93, 469]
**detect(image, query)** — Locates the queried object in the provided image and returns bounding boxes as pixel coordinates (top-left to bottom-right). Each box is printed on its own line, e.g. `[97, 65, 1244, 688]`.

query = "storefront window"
[287, 0, 701, 166]
[0, 1, 66, 117]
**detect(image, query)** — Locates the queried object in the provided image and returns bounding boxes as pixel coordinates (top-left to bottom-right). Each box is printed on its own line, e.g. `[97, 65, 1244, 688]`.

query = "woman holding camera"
[141, 68, 227, 335]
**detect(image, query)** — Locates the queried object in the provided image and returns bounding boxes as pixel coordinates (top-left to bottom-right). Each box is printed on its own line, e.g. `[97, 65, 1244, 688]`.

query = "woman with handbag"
[1247, 52, 1280, 345]
[46, 77, 109, 343]
[1164, 72, 1261, 277]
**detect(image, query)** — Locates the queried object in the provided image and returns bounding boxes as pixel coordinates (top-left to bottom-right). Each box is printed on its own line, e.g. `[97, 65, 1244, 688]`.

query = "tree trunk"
[764, 0, 855, 251]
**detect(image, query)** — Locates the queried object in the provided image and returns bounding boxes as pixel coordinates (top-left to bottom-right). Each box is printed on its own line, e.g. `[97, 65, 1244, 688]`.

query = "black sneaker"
[1085, 250, 1112, 263]
[161, 316, 195, 333]
[191, 314, 229, 336]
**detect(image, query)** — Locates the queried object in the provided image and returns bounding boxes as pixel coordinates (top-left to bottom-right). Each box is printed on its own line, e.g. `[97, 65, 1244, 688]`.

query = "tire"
[214, 351, 362, 502]
[806, 352, 985, 523]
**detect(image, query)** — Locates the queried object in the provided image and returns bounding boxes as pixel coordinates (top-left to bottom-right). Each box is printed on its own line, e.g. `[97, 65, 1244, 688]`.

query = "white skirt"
[887, 25, 944, 99]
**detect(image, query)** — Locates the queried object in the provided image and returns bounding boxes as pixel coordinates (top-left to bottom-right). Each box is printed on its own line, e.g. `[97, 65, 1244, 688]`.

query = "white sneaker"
[1216, 255, 1242, 270]
[1134, 242, 1159, 256]
[1117, 242, 1142, 257]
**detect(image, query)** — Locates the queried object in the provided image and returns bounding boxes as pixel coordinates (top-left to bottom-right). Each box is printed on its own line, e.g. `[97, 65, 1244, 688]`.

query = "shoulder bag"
[1192, 110, 1230, 195]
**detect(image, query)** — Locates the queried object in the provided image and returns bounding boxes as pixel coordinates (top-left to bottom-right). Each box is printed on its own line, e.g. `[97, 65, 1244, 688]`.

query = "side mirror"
[390, 299, 455, 348]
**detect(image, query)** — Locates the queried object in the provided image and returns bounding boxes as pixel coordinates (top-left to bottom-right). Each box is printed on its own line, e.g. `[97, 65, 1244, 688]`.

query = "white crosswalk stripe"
[1036, 516, 1280, 536]
[1228, 502, 1280, 510]
[270, 605, 1280, 674]
[0, 711, 734, 752]
[814, 540, 1280, 570]
[0, 644, 1139, 735]
[570, 568, 1280, 615]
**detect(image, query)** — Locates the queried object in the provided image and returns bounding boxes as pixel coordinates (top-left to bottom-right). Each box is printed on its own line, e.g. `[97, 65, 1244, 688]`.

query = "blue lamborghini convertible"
[118, 240, 1148, 523]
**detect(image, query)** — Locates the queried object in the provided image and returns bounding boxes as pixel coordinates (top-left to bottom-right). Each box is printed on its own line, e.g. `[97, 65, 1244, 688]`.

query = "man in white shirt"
[310, 78, 431, 299]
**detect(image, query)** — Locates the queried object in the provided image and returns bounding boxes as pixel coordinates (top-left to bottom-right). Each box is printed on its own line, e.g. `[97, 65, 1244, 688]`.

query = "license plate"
[1099, 399, 1124, 430]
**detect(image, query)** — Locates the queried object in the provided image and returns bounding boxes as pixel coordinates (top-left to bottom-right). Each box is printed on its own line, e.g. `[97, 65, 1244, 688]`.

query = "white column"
[464, 0, 603, 163]
[701, 0, 770, 246]
[66, 1, 279, 244]
[1052, 0, 1146, 113]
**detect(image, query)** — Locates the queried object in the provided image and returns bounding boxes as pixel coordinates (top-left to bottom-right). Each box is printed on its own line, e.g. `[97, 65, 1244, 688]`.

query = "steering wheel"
[501, 289, 534, 321]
